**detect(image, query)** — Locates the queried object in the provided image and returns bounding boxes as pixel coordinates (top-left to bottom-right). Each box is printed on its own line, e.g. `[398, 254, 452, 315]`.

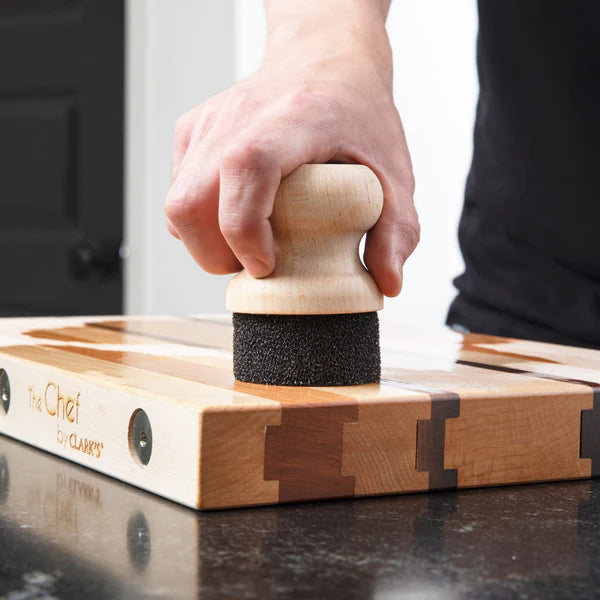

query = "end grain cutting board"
[0, 315, 598, 510]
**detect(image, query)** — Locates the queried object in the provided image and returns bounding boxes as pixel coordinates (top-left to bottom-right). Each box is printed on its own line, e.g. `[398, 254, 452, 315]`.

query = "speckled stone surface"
[1, 435, 600, 599]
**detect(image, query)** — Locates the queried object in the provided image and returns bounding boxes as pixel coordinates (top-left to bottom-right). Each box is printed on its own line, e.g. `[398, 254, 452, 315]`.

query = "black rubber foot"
[232, 312, 380, 386]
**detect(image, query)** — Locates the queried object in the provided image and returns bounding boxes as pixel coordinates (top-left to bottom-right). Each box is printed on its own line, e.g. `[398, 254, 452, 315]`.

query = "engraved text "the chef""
[29, 382, 80, 425]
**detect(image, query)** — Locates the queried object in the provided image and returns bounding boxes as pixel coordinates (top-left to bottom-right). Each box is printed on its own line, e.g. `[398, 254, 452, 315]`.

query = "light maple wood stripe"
[383, 364, 583, 399]
[200, 407, 281, 509]
[445, 389, 593, 487]
[342, 399, 431, 495]
[453, 359, 600, 478]
[91, 319, 232, 350]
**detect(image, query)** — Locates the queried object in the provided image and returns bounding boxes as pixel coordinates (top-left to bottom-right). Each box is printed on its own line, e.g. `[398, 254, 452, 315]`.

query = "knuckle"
[386, 160, 415, 196]
[164, 187, 199, 226]
[221, 140, 274, 173]
[174, 112, 193, 139]
[223, 87, 257, 115]
[287, 85, 334, 110]
[285, 87, 316, 109]
[283, 87, 340, 128]
[219, 210, 257, 240]
[404, 173, 416, 197]
[399, 215, 421, 251]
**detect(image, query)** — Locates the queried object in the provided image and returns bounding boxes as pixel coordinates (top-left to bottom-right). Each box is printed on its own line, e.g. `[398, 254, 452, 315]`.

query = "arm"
[165, 0, 418, 297]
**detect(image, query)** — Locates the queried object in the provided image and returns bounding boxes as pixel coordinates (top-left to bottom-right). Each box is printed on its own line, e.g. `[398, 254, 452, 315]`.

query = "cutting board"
[0, 315, 598, 510]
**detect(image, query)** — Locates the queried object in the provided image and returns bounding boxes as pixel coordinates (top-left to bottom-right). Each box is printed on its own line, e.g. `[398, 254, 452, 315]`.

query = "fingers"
[167, 121, 331, 276]
[166, 218, 180, 240]
[218, 143, 280, 278]
[165, 151, 241, 274]
[215, 116, 333, 276]
[364, 175, 419, 297]
[217, 124, 330, 277]
[166, 84, 421, 287]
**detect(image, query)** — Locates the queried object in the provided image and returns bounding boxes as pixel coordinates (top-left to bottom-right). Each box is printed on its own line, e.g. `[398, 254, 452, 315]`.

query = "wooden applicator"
[226, 163, 384, 386]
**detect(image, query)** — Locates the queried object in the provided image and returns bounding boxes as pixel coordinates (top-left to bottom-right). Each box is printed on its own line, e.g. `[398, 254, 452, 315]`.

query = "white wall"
[385, 1, 478, 328]
[126, 0, 478, 327]
[125, 0, 235, 314]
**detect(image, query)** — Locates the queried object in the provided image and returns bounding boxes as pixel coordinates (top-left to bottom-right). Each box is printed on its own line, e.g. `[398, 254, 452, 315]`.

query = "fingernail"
[242, 256, 271, 278]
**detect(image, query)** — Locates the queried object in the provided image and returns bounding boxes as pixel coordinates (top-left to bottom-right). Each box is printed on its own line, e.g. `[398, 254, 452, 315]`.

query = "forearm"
[263, 0, 393, 89]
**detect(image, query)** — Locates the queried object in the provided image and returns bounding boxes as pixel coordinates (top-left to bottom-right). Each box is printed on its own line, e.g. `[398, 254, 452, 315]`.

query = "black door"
[0, 0, 124, 317]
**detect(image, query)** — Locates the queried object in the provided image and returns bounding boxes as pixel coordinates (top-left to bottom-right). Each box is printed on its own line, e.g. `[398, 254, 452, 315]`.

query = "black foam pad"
[232, 312, 380, 386]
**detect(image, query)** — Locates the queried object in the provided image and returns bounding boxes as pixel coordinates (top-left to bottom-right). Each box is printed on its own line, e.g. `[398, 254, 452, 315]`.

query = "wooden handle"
[226, 164, 384, 315]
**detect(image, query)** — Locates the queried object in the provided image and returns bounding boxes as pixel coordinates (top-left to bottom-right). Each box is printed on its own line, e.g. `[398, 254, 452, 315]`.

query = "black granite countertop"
[0, 434, 599, 600]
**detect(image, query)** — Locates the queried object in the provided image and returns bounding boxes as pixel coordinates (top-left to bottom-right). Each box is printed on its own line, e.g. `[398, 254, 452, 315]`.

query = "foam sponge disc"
[232, 312, 380, 386]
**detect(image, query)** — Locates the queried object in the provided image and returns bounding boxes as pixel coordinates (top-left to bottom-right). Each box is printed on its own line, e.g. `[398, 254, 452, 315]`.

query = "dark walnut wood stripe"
[457, 359, 600, 477]
[416, 393, 460, 490]
[264, 403, 359, 503]
[234, 384, 361, 503]
[381, 378, 460, 491]
[581, 394, 600, 477]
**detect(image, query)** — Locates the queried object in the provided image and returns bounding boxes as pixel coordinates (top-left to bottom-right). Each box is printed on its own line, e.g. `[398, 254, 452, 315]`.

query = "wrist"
[263, 1, 393, 90]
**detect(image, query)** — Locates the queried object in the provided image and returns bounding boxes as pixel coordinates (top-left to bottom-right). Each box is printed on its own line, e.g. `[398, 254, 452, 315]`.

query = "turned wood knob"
[226, 163, 384, 315]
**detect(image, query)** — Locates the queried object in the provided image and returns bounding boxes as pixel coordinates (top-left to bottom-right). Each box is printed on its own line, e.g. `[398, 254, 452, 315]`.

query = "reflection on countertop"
[0, 435, 599, 600]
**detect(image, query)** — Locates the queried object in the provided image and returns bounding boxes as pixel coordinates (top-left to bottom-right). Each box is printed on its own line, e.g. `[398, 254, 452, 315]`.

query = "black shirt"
[447, 0, 600, 348]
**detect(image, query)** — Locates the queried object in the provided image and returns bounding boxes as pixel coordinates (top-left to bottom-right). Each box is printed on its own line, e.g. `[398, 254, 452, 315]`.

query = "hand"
[165, 0, 419, 297]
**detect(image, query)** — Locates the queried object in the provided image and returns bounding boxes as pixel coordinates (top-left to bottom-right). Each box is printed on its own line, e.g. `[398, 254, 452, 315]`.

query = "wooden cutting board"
[0, 315, 598, 510]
